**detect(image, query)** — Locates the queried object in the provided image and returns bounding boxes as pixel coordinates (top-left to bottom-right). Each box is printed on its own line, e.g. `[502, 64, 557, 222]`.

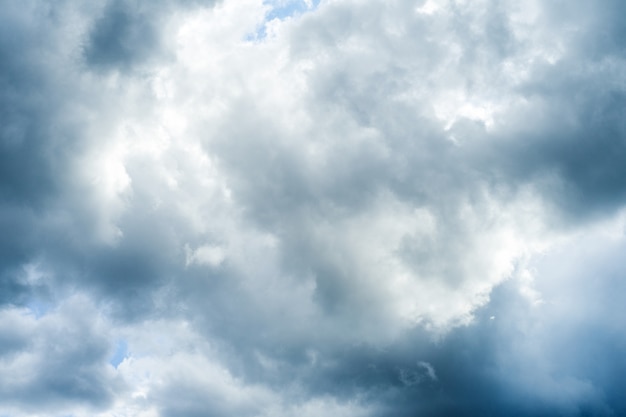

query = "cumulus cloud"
[1, 0, 626, 416]
[0, 296, 123, 415]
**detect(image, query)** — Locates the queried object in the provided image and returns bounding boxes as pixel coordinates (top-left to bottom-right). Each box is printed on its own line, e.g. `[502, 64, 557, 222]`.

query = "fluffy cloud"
[1, 0, 626, 416]
[0, 296, 123, 415]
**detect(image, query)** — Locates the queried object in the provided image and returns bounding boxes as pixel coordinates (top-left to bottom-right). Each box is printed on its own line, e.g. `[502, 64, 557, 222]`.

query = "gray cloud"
[84, 0, 222, 70]
[1, 0, 626, 416]
[0, 297, 124, 414]
[84, 1, 162, 70]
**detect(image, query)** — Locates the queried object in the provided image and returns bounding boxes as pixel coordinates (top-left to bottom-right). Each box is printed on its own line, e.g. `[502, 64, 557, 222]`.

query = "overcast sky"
[1, 0, 626, 416]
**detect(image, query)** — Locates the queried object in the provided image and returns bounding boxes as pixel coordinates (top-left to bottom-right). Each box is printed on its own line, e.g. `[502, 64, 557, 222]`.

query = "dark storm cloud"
[84, 0, 220, 70]
[499, 98, 626, 222]
[229, 259, 626, 417]
[84, 1, 167, 70]
[412, 234, 626, 417]
[0, 2, 73, 205]
[0, 1, 86, 311]
[446, 0, 626, 224]
[485, 44, 626, 223]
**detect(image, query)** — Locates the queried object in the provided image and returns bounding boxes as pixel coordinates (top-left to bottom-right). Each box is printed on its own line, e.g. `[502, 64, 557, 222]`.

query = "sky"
[1, 0, 626, 416]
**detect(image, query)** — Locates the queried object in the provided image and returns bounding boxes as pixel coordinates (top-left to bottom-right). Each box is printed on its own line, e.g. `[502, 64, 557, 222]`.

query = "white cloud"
[2, 0, 626, 415]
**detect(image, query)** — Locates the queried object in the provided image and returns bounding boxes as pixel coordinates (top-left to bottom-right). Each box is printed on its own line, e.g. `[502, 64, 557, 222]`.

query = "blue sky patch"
[247, 0, 320, 41]
[25, 299, 51, 319]
[265, 0, 319, 21]
[109, 339, 129, 369]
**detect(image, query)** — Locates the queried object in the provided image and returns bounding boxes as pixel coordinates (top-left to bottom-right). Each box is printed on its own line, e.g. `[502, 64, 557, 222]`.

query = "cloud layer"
[1, 0, 626, 416]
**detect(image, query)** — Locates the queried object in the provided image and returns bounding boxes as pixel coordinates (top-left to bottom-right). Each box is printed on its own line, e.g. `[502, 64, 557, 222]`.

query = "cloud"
[1, 0, 626, 416]
[83, 0, 222, 71]
[84, 1, 162, 70]
[0, 296, 124, 415]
